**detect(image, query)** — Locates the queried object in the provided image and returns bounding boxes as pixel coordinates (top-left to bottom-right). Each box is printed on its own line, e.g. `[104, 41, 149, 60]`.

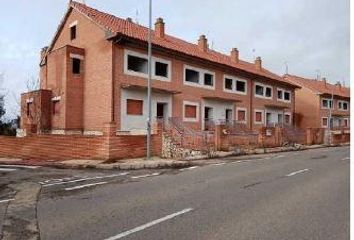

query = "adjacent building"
[284, 74, 350, 129]
[21, 1, 300, 136]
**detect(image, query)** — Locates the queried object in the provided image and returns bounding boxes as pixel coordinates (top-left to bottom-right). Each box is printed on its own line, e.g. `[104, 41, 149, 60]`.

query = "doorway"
[156, 102, 167, 121]
[204, 106, 214, 130]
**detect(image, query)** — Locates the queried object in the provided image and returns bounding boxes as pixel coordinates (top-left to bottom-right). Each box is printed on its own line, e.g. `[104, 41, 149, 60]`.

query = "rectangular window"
[255, 85, 264, 96]
[204, 73, 214, 86]
[70, 25, 76, 40]
[277, 90, 283, 99]
[236, 80, 246, 93]
[225, 78, 233, 90]
[52, 101, 60, 115]
[284, 91, 290, 101]
[285, 114, 291, 124]
[155, 61, 168, 77]
[72, 58, 81, 74]
[126, 99, 143, 115]
[127, 55, 148, 74]
[344, 118, 348, 127]
[343, 102, 348, 110]
[322, 99, 333, 109]
[185, 68, 199, 84]
[237, 110, 246, 122]
[26, 102, 32, 117]
[265, 87, 272, 98]
[322, 117, 328, 127]
[255, 110, 263, 123]
[184, 105, 197, 118]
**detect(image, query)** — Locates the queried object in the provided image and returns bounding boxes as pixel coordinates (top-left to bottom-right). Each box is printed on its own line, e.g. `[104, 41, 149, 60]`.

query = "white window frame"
[337, 100, 349, 111]
[236, 107, 247, 123]
[51, 96, 61, 101]
[254, 109, 264, 124]
[277, 88, 291, 102]
[69, 53, 84, 60]
[183, 101, 200, 122]
[254, 82, 273, 99]
[223, 75, 247, 95]
[284, 112, 291, 124]
[124, 49, 171, 82]
[321, 98, 333, 109]
[183, 65, 215, 90]
[321, 117, 329, 127]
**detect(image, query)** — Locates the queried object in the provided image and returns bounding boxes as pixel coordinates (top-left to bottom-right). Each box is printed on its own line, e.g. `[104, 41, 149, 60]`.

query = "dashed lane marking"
[179, 166, 199, 171]
[286, 168, 310, 177]
[103, 208, 194, 240]
[42, 172, 130, 187]
[0, 164, 40, 169]
[210, 163, 226, 166]
[131, 173, 160, 179]
[0, 168, 17, 172]
[64, 182, 107, 191]
[341, 157, 350, 161]
[0, 199, 14, 204]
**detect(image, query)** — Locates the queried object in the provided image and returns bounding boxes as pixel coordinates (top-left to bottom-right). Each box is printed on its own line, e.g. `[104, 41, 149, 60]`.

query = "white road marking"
[0, 198, 14, 204]
[0, 168, 17, 172]
[274, 155, 285, 159]
[64, 181, 107, 191]
[131, 173, 160, 179]
[341, 157, 350, 161]
[0, 164, 39, 169]
[210, 163, 226, 166]
[286, 168, 310, 177]
[179, 166, 198, 171]
[43, 172, 129, 187]
[103, 208, 193, 240]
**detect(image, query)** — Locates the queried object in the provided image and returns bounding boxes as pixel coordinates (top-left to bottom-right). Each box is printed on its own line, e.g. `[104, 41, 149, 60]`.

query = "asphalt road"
[0, 146, 350, 240]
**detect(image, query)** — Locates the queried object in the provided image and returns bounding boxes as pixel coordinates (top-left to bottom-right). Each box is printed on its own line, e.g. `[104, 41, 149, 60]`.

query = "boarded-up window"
[285, 114, 290, 124]
[255, 111, 263, 122]
[322, 117, 328, 127]
[185, 105, 197, 118]
[237, 110, 246, 121]
[127, 99, 143, 115]
[53, 101, 60, 115]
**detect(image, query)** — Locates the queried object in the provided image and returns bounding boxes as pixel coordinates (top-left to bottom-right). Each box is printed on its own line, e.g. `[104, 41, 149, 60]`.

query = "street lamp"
[146, 0, 152, 159]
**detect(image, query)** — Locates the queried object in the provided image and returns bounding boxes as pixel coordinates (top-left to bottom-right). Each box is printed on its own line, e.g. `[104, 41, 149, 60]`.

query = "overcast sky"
[0, 0, 349, 119]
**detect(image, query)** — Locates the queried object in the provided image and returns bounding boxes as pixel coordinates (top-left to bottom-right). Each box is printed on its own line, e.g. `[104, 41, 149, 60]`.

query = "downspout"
[250, 80, 253, 130]
[111, 42, 115, 123]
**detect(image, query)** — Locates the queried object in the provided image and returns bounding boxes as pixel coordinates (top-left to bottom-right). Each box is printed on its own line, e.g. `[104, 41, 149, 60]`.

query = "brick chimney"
[230, 48, 239, 63]
[322, 77, 327, 88]
[335, 81, 342, 91]
[154, 17, 165, 38]
[198, 35, 208, 52]
[255, 56, 262, 70]
[40, 46, 48, 62]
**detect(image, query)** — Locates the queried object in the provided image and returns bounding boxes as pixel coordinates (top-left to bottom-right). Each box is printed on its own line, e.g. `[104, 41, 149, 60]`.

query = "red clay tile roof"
[69, 1, 298, 88]
[284, 74, 350, 98]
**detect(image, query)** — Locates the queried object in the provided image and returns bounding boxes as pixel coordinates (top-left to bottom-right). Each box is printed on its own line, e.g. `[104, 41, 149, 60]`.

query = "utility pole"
[146, 0, 152, 159]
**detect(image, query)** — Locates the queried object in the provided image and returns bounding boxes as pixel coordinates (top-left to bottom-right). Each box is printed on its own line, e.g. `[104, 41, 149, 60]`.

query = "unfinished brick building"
[20, 1, 300, 136]
[284, 74, 350, 129]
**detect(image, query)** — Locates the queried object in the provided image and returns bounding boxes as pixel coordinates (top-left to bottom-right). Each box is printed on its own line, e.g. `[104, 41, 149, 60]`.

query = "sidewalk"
[0, 143, 348, 170]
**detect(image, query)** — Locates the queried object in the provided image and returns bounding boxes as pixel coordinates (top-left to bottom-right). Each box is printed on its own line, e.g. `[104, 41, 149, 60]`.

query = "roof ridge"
[65, 1, 299, 87]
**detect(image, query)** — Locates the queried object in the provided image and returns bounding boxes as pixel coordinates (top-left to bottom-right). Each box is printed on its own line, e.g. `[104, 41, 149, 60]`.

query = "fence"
[0, 123, 162, 161]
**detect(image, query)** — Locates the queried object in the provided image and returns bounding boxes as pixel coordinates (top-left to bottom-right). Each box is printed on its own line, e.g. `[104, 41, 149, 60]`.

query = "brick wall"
[0, 132, 162, 161]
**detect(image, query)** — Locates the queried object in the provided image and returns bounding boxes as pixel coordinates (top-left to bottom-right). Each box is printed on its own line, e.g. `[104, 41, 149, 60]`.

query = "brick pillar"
[103, 122, 117, 136]
[306, 128, 312, 145]
[275, 126, 283, 146]
[102, 122, 117, 160]
[214, 125, 222, 151]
